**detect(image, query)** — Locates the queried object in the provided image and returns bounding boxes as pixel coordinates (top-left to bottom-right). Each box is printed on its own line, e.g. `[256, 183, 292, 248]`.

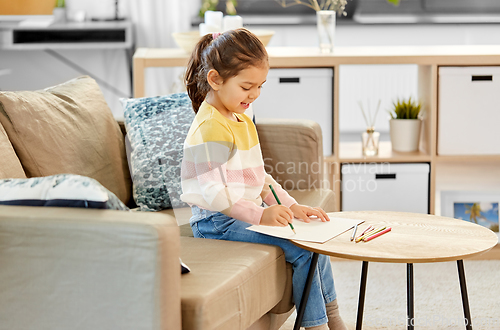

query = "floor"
[280, 259, 500, 330]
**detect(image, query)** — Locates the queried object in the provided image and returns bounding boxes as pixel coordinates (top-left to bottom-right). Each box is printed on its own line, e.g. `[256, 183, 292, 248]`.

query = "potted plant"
[388, 97, 423, 152]
[199, 0, 237, 17]
[53, 0, 66, 23]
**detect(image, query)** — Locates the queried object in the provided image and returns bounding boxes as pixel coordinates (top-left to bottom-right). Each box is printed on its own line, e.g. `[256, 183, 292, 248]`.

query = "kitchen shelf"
[337, 141, 431, 163]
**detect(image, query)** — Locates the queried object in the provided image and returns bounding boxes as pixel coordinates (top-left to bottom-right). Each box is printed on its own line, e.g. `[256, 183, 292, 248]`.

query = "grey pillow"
[121, 92, 194, 211]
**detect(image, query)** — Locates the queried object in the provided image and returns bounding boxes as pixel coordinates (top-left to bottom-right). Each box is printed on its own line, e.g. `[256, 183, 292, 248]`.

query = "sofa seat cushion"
[0, 76, 131, 204]
[288, 188, 336, 213]
[0, 122, 25, 179]
[179, 236, 290, 330]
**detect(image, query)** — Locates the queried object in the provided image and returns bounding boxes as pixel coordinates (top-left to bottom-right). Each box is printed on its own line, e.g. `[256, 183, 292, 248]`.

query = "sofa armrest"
[256, 118, 324, 191]
[0, 206, 181, 330]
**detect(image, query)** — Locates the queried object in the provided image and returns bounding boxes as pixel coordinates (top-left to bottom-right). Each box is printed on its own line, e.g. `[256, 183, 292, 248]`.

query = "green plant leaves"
[389, 97, 422, 119]
[386, 0, 400, 6]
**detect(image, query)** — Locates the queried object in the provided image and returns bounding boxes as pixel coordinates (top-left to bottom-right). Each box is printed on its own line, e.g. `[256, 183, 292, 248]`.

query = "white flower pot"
[53, 7, 67, 23]
[389, 119, 422, 152]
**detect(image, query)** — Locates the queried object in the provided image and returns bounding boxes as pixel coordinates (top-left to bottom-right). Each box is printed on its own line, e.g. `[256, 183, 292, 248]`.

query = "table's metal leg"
[293, 252, 319, 330]
[407, 263, 414, 330]
[457, 260, 473, 330]
[356, 261, 369, 330]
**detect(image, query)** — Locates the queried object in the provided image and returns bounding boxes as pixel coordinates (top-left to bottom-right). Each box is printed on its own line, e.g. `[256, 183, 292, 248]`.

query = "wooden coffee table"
[291, 211, 498, 330]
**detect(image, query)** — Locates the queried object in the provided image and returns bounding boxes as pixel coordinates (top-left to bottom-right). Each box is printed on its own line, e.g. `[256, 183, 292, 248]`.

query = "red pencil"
[363, 227, 392, 242]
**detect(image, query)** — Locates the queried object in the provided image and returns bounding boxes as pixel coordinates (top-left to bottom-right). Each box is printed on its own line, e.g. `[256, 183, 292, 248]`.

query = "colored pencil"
[363, 227, 392, 242]
[356, 226, 386, 243]
[269, 184, 296, 234]
[350, 223, 359, 241]
[355, 226, 378, 242]
[360, 225, 373, 236]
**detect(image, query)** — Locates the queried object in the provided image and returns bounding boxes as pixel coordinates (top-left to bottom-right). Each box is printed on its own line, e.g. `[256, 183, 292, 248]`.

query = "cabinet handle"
[375, 173, 396, 179]
[279, 77, 300, 83]
[471, 75, 493, 81]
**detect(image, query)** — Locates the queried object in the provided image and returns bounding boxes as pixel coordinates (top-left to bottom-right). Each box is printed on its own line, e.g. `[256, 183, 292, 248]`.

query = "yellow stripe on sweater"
[185, 101, 259, 151]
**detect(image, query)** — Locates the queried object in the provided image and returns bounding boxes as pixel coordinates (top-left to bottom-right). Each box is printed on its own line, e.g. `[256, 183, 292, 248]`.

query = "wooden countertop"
[133, 45, 500, 67]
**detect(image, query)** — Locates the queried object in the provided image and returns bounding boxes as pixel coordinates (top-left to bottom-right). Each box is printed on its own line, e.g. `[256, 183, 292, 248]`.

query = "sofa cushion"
[0, 76, 131, 204]
[179, 236, 290, 330]
[121, 92, 194, 213]
[0, 174, 129, 210]
[0, 121, 25, 179]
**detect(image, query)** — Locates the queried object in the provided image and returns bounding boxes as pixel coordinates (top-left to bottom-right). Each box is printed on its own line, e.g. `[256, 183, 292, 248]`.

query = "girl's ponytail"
[185, 34, 214, 113]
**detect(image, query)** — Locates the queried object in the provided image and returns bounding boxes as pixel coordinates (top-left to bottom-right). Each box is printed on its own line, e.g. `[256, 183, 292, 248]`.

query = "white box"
[253, 68, 333, 155]
[341, 163, 429, 213]
[438, 66, 500, 155]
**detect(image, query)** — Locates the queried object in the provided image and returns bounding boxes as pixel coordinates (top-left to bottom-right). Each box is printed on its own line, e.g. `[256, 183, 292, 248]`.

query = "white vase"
[389, 119, 422, 152]
[316, 10, 336, 53]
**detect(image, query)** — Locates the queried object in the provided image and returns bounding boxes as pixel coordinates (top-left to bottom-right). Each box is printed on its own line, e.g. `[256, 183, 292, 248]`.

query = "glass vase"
[362, 127, 380, 156]
[316, 10, 336, 53]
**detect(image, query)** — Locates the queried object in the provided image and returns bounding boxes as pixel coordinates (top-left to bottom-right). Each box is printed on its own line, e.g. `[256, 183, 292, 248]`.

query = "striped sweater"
[180, 101, 297, 225]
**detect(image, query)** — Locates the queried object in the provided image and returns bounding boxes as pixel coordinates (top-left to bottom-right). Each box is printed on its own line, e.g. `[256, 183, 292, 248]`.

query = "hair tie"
[212, 32, 221, 40]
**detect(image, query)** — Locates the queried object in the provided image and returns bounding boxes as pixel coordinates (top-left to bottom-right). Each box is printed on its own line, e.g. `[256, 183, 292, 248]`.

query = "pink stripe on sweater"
[229, 200, 265, 225]
[182, 160, 266, 186]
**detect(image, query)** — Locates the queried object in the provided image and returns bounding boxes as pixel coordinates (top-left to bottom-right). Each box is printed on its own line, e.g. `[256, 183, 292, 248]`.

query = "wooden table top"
[292, 211, 498, 263]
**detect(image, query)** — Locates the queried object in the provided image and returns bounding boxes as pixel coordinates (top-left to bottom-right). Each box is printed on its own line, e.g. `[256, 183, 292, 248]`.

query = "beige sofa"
[0, 76, 335, 330]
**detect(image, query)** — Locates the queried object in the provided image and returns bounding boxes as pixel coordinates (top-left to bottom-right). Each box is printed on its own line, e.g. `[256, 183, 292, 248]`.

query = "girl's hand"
[260, 204, 294, 227]
[290, 204, 330, 223]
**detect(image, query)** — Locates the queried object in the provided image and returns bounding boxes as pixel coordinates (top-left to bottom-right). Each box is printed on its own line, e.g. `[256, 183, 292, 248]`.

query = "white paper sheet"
[246, 213, 365, 243]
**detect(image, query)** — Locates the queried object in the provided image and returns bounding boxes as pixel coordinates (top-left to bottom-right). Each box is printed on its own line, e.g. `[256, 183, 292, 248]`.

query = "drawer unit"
[341, 163, 430, 213]
[253, 68, 333, 155]
[438, 66, 500, 155]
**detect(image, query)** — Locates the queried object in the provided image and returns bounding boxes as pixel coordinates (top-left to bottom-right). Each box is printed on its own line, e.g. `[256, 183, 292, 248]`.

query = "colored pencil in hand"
[269, 184, 296, 234]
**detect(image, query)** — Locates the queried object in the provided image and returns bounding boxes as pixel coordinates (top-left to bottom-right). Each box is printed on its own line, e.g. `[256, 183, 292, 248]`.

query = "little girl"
[181, 28, 347, 330]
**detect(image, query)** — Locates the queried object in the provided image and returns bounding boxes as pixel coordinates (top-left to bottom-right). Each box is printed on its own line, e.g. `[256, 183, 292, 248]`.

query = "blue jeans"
[190, 206, 337, 328]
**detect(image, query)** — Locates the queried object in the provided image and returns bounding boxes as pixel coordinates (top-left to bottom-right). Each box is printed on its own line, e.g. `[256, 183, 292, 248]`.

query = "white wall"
[0, 0, 201, 119]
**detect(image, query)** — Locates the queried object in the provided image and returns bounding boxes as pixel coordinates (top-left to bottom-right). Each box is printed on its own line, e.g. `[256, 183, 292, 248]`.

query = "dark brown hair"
[185, 28, 269, 112]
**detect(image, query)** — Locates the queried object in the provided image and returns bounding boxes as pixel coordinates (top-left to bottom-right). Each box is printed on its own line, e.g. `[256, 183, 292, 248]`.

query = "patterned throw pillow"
[0, 174, 129, 211]
[121, 92, 195, 211]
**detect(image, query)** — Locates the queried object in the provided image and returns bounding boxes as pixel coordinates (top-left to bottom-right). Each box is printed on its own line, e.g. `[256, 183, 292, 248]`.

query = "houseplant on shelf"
[388, 97, 423, 152]
[53, 0, 66, 23]
[275, 0, 349, 53]
[199, 0, 237, 17]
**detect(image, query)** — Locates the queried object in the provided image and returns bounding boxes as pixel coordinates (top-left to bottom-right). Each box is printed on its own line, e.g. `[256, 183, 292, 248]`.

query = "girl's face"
[207, 64, 269, 121]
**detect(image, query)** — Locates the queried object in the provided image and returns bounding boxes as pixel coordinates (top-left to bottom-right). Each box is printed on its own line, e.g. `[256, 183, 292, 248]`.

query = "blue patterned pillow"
[0, 174, 129, 210]
[121, 92, 194, 211]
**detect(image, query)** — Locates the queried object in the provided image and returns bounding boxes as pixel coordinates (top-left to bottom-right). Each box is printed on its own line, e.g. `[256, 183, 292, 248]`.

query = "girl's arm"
[261, 174, 330, 223]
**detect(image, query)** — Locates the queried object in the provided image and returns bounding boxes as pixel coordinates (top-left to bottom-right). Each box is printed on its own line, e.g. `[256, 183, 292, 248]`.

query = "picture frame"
[441, 191, 500, 238]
